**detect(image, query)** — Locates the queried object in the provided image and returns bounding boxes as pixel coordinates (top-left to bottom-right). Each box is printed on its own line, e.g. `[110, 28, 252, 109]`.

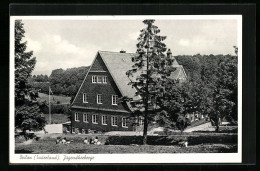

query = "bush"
[51, 104, 70, 114]
[29, 82, 49, 94]
[39, 103, 70, 114]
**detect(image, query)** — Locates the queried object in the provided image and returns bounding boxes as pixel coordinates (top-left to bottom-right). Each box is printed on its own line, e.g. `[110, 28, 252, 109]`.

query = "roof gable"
[72, 51, 187, 106]
[99, 51, 137, 99]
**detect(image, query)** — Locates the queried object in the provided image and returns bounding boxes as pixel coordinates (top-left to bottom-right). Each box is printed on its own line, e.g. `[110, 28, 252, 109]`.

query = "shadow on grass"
[193, 127, 238, 134]
[107, 134, 237, 146]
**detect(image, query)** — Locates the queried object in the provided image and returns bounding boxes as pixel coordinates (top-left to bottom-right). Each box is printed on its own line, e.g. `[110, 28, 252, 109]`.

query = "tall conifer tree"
[15, 20, 46, 135]
[127, 20, 173, 144]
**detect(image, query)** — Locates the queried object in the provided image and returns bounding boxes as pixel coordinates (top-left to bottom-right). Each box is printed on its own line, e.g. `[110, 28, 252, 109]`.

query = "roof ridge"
[99, 50, 136, 54]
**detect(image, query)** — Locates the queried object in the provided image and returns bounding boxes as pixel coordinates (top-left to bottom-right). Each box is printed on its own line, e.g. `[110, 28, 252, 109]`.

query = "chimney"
[120, 49, 126, 53]
[167, 49, 172, 58]
[167, 49, 176, 65]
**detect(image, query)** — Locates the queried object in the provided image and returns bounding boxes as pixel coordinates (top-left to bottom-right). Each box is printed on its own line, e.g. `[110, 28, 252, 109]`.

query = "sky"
[21, 19, 238, 76]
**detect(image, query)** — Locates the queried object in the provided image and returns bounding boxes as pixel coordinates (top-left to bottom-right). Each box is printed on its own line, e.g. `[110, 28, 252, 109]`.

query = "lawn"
[15, 133, 237, 154]
[43, 114, 70, 124]
[37, 92, 71, 104]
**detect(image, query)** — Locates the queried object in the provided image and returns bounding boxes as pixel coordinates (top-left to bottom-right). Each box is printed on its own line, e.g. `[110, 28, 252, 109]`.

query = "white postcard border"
[9, 15, 242, 164]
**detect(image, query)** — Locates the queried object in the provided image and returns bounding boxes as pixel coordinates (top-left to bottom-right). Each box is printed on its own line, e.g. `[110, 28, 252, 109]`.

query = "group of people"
[56, 136, 109, 145]
[84, 136, 102, 145]
[56, 137, 72, 144]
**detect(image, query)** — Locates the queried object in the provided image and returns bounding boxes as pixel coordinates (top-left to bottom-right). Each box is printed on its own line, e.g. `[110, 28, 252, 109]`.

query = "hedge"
[107, 134, 237, 146]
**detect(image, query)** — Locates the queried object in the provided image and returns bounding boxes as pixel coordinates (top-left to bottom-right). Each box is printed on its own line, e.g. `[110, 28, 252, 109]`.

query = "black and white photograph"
[10, 15, 242, 163]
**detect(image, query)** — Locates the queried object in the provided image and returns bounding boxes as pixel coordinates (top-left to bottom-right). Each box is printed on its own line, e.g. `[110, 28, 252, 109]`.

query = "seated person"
[83, 138, 89, 144]
[94, 137, 102, 145]
[89, 138, 95, 144]
[61, 137, 67, 144]
[56, 137, 61, 144]
[93, 137, 99, 144]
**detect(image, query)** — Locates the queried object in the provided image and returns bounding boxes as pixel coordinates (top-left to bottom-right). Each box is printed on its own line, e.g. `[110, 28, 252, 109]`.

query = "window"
[83, 113, 88, 122]
[92, 114, 98, 124]
[75, 113, 79, 121]
[97, 76, 102, 83]
[122, 117, 127, 128]
[92, 75, 107, 84]
[102, 115, 108, 125]
[111, 116, 118, 126]
[112, 95, 118, 105]
[92, 75, 97, 83]
[83, 93, 88, 103]
[103, 76, 107, 83]
[97, 94, 102, 104]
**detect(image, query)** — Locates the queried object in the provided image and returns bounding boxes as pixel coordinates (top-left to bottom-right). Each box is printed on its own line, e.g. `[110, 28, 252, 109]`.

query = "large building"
[70, 50, 187, 133]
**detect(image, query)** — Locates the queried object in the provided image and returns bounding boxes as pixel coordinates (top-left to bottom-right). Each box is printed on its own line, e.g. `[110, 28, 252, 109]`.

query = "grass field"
[43, 114, 70, 124]
[15, 132, 237, 154]
[37, 92, 71, 104]
[15, 142, 237, 154]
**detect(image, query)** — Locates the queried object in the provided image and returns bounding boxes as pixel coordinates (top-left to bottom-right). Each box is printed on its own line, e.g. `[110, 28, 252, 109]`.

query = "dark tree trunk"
[215, 116, 220, 132]
[143, 48, 149, 145]
[143, 110, 148, 145]
[180, 128, 184, 135]
[215, 125, 219, 132]
[22, 129, 28, 140]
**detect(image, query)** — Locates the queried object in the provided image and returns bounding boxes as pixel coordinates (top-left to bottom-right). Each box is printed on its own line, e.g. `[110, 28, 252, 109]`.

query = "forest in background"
[29, 66, 90, 98]
[29, 54, 237, 99]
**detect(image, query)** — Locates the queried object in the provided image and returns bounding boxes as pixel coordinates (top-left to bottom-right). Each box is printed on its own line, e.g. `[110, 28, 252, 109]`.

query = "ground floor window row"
[74, 112, 128, 128]
[71, 127, 102, 134]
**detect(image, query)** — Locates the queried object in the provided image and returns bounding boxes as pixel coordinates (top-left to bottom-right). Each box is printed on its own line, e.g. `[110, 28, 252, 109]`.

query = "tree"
[175, 55, 202, 81]
[15, 20, 37, 105]
[49, 66, 89, 96]
[157, 51, 238, 133]
[211, 55, 237, 131]
[157, 80, 204, 134]
[200, 53, 237, 132]
[126, 20, 173, 144]
[15, 103, 46, 135]
[15, 20, 46, 135]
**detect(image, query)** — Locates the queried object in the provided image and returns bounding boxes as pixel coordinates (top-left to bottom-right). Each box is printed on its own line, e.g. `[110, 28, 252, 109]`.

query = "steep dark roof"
[72, 51, 187, 107]
[99, 51, 138, 99]
[169, 65, 187, 80]
[99, 51, 187, 99]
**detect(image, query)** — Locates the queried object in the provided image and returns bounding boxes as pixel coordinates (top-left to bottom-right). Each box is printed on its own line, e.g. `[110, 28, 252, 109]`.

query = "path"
[35, 124, 63, 134]
[184, 122, 213, 132]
